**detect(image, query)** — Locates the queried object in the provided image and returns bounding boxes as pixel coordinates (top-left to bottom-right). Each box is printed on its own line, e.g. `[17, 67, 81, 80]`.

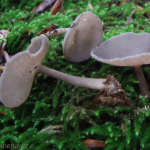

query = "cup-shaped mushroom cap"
[91, 32, 150, 66]
[63, 11, 103, 62]
[0, 34, 49, 108]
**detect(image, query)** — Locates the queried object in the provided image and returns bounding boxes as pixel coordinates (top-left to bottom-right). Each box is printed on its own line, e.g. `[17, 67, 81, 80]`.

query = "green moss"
[1, 0, 150, 149]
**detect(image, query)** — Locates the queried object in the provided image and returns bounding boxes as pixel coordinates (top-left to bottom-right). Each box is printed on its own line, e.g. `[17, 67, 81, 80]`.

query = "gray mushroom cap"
[63, 11, 103, 62]
[91, 32, 150, 66]
[0, 34, 49, 108]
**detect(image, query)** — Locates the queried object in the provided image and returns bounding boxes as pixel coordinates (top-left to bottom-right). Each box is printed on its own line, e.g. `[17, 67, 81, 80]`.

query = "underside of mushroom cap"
[0, 34, 49, 108]
[91, 32, 150, 66]
[63, 11, 103, 62]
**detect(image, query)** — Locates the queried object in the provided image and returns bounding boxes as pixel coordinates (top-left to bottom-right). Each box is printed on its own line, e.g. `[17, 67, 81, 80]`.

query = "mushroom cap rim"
[91, 50, 150, 67]
[91, 32, 150, 67]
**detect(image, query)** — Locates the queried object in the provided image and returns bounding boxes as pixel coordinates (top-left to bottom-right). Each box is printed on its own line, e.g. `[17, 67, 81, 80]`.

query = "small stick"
[45, 28, 68, 37]
[50, 0, 63, 15]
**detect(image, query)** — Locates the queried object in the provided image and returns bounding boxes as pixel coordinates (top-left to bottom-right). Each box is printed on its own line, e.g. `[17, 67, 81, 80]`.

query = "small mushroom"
[91, 32, 150, 98]
[0, 35, 49, 108]
[45, 11, 103, 62]
[0, 34, 121, 108]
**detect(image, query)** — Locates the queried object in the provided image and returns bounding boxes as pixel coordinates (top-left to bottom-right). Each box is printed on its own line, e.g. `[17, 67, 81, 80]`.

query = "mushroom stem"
[45, 28, 69, 37]
[133, 65, 150, 98]
[38, 65, 115, 90]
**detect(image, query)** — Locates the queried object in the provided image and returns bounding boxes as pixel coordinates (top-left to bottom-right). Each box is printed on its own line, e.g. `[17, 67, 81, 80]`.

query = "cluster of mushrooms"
[0, 11, 149, 108]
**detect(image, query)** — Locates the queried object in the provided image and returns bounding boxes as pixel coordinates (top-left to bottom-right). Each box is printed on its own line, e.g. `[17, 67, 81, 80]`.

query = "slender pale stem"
[45, 28, 69, 37]
[38, 65, 115, 90]
[133, 65, 150, 98]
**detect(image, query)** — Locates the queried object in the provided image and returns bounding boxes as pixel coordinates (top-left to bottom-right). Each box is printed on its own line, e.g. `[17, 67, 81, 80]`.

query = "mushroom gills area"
[91, 32, 150, 66]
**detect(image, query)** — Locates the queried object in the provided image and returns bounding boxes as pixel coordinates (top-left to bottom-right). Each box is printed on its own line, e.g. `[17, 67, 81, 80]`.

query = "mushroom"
[0, 34, 121, 108]
[45, 11, 103, 62]
[91, 32, 150, 98]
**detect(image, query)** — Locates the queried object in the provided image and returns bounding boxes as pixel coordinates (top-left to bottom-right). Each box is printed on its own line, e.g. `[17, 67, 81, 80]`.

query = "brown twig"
[34, 23, 58, 36]
[50, 0, 63, 15]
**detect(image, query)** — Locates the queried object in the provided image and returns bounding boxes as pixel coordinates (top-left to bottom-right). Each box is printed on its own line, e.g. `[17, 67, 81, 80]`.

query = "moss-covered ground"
[1, 0, 150, 149]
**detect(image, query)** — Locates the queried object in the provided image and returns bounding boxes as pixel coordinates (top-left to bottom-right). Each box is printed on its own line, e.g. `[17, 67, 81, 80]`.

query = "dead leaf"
[136, 5, 144, 10]
[83, 139, 105, 148]
[61, 10, 66, 14]
[121, 0, 127, 4]
[0, 111, 5, 115]
[30, 0, 57, 13]
[90, 92, 129, 109]
[50, 0, 63, 15]
[34, 23, 58, 36]
[90, 75, 133, 109]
